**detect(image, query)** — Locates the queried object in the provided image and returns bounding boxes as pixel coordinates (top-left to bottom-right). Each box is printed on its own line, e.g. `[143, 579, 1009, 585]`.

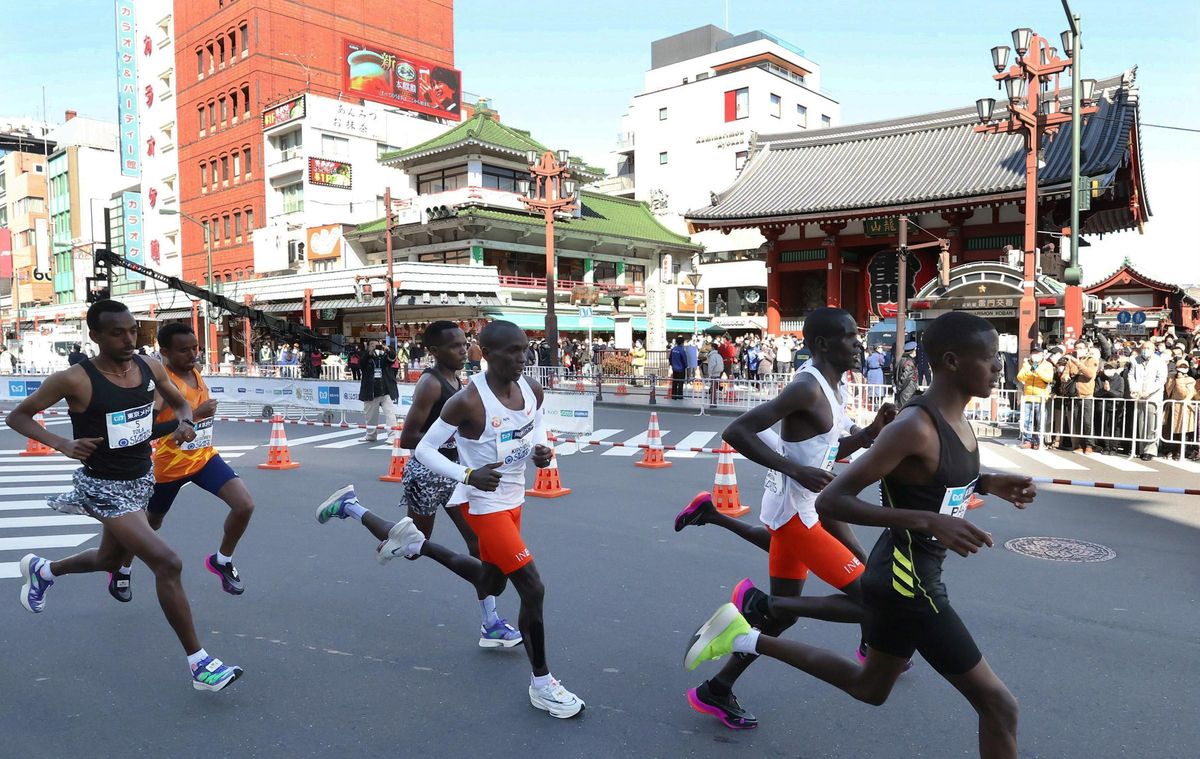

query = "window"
[232, 151, 240, 178]
[217, 38, 225, 67]
[241, 85, 250, 117]
[219, 96, 227, 124]
[223, 214, 231, 241]
[208, 101, 216, 128]
[281, 183, 303, 213]
[196, 48, 204, 77]
[696, 72, 710, 81]
[198, 104, 206, 133]
[482, 164, 520, 192]
[245, 207, 254, 230]
[234, 211, 242, 238]
[209, 159, 218, 188]
[200, 162, 208, 189]
[658, 107, 668, 121]
[735, 150, 748, 171]
[796, 104, 808, 128]
[239, 23, 248, 54]
[243, 146, 252, 175]
[626, 264, 646, 288]
[230, 90, 238, 120]
[594, 260, 617, 285]
[276, 130, 301, 160]
[228, 32, 236, 63]
[376, 142, 402, 158]
[770, 93, 781, 118]
[206, 218, 216, 245]
[207, 43, 214, 73]
[724, 87, 749, 121]
[416, 167, 466, 195]
[659, 151, 668, 165]
[320, 134, 349, 160]
[221, 155, 229, 182]
[821, 114, 832, 128]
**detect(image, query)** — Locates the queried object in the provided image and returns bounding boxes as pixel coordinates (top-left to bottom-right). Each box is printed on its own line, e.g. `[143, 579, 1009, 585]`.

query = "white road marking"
[0, 515, 98, 529]
[603, 430, 669, 457]
[666, 431, 718, 459]
[1006, 445, 1089, 471]
[1156, 457, 1200, 474]
[556, 429, 621, 456]
[281, 429, 365, 446]
[0, 533, 97, 551]
[1083, 451, 1156, 473]
[0, 474, 75, 484]
[978, 444, 1021, 470]
[0, 486, 71, 496]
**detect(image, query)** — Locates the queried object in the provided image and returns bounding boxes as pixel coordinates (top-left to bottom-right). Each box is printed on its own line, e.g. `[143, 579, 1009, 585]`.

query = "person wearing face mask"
[866, 344, 887, 399]
[1070, 341, 1099, 453]
[1128, 341, 1168, 460]
[358, 340, 399, 443]
[1016, 344, 1054, 449]
[1094, 360, 1127, 454]
[1163, 359, 1197, 460]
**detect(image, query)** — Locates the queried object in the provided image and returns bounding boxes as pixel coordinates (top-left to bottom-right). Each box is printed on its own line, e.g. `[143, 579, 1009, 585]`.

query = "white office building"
[598, 25, 839, 331]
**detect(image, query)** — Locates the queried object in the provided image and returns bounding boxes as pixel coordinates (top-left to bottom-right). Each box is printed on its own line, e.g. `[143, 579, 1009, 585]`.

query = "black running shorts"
[861, 585, 983, 677]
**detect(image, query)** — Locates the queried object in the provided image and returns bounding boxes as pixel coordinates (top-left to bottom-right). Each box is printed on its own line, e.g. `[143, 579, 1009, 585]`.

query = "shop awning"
[487, 311, 615, 331]
[632, 317, 715, 332]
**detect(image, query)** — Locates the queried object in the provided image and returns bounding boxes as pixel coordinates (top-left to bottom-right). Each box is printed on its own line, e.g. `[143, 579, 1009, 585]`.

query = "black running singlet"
[70, 356, 157, 480]
[421, 367, 462, 462]
[864, 393, 980, 605]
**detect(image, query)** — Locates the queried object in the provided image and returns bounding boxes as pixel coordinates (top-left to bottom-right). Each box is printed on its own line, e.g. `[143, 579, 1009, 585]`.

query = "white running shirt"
[456, 372, 538, 515]
[759, 364, 853, 530]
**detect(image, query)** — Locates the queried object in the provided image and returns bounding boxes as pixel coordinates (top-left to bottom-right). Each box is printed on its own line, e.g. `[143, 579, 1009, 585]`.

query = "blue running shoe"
[191, 656, 244, 692]
[316, 485, 358, 524]
[479, 618, 523, 648]
[19, 554, 53, 614]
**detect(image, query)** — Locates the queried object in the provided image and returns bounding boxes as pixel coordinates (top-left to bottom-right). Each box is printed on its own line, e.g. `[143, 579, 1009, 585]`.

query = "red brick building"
[174, 0, 455, 284]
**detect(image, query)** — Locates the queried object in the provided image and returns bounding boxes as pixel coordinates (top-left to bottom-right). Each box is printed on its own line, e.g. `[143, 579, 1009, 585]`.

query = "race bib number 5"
[106, 402, 153, 449]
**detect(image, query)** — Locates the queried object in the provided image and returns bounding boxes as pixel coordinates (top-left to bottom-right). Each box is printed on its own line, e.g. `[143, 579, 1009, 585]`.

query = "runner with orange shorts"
[674, 307, 896, 730]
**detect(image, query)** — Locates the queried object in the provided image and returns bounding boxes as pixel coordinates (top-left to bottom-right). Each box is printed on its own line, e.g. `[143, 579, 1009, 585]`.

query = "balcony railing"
[497, 275, 645, 296]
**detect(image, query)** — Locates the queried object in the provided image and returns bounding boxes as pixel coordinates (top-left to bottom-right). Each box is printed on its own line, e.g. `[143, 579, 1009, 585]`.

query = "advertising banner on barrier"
[542, 391, 594, 435]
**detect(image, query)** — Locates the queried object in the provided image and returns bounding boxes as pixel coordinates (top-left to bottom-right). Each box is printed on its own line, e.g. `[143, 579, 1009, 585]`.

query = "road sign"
[1116, 323, 1145, 336]
[578, 306, 593, 326]
[1132, 311, 1147, 325]
[1116, 310, 1132, 325]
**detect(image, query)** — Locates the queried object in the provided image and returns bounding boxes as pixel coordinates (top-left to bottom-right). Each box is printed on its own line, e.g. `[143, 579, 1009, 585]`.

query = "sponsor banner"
[2, 379, 44, 400]
[309, 158, 352, 189]
[263, 94, 306, 129]
[542, 391, 594, 435]
[203, 376, 414, 413]
[342, 39, 461, 121]
[114, 0, 140, 177]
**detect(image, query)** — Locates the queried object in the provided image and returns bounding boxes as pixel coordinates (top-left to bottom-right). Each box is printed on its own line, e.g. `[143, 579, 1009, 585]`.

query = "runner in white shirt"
[674, 307, 896, 730]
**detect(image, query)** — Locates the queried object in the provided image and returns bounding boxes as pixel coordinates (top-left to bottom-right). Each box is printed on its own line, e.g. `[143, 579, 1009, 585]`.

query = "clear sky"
[2, 0, 1196, 285]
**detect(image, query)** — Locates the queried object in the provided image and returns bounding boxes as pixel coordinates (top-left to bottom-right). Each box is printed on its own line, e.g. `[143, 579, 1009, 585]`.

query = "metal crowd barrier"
[1021, 396, 1163, 455]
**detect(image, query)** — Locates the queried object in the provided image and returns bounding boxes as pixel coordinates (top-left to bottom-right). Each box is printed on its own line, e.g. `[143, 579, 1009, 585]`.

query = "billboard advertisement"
[309, 158, 352, 189]
[114, 0, 140, 177]
[263, 95, 306, 129]
[341, 39, 461, 121]
[305, 224, 344, 261]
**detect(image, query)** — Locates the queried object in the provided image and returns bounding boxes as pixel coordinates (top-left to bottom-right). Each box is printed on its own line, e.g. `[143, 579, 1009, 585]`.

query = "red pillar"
[243, 294, 253, 370]
[303, 288, 313, 329]
[1018, 134, 1040, 360]
[821, 222, 846, 308]
[763, 227, 782, 335]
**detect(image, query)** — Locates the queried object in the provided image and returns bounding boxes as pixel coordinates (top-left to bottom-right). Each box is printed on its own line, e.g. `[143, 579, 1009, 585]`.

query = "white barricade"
[1021, 395, 1158, 453]
[1158, 399, 1200, 457]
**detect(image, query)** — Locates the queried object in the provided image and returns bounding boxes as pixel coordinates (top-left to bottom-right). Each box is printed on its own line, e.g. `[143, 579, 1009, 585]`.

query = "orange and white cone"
[526, 454, 571, 498]
[635, 411, 672, 469]
[379, 426, 408, 483]
[257, 414, 300, 470]
[711, 441, 748, 517]
[575, 379, 586, 393]
[616, 380, 628, 396]
[19, 412, 55, 457]
[966, 493, 986, 510]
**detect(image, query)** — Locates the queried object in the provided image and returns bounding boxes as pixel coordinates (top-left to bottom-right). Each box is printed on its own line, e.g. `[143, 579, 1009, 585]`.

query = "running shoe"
[190, 656, 244, 692]
[316, 485, 358, 524]
[108, 570, 132, 603]
[731, 577, 771, 629]
[675, 491, 717, 532]
[684, 603, 751, 671]
[377, 517, 424, 565]
[687, 680, 758, 730]
[18, 554, 53, 614]
[856, 641, 914, 672]
[529, 678, 585, 719]
[205, 554, 245, 595]
[479, 618, 523, 648]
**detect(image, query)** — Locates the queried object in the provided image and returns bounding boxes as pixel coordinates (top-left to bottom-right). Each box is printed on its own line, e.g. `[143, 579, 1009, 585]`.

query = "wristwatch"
[181, 419, 196, 427]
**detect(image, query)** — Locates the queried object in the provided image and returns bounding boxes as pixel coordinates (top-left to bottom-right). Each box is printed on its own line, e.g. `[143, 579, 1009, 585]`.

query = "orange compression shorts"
[462, 506, 532, 575]
[767, 515, 865, 587]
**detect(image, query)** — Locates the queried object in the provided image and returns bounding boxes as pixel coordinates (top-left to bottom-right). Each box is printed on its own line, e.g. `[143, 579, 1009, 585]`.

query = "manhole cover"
[1004, 537, 1116, 563]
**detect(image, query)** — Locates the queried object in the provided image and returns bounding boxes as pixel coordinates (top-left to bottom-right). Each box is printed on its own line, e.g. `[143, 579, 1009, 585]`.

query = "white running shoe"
[377, 517, 424, 565]
[529, 678, 585, 719]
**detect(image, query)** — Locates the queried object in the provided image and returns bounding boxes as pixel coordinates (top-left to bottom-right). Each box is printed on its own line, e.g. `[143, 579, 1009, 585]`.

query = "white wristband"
[414, 418, 468, 483]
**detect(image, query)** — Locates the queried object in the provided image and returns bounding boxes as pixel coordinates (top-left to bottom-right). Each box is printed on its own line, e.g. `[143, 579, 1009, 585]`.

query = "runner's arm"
[145, 359, 193, 426]
[414, 391, 470, 481]
[836, 402, 897, 459]
[723, 380, 824, 484]
[398, 373, 444, 450]
[4, 370, 86, 452]
[527, 378, 552, 465]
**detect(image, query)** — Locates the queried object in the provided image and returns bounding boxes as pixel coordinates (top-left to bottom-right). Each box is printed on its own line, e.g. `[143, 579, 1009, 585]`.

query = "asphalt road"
[1, 406, 1197, 758]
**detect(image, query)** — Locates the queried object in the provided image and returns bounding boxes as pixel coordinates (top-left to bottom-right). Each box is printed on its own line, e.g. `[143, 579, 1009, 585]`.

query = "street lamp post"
[519, 149, 577, 368]
[1061, 0, 1086, 339]
[685, 272, 703, 341]
[160, 207, 218, 372]
[975, 27, 1097, 361]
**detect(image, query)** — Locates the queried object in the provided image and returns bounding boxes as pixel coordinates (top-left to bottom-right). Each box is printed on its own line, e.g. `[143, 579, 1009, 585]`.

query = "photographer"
[1048, 347, 1079, 450]
[1094, 359, 1127, 454]
[1070, 340, 1099, 453]
[358, 340, 399, 443]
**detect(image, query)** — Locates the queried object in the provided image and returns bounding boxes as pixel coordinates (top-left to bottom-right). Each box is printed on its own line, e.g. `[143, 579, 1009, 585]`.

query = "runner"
[8, 299, 242, 692]
[319, 320, 583, 718]
[107, 322, 256, 602]
[684, 311, 1035, 757]
[315, 321, 520, 648]
[674, 307, 896, 729]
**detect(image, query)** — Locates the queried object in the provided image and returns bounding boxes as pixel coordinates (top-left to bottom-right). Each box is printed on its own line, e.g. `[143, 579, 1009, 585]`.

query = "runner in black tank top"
[314, 321, 523, 648]
[682, 313, 1037, 758]
[6, 299, 243, 692]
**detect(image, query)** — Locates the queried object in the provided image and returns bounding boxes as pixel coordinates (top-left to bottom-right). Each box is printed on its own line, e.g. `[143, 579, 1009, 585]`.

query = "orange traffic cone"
[379, 426, 408, 483]
[966, 493, 986, 510]
[575, 379, 586, 393]
[711, 441, 749, 517]
[526, 454, 571, 498]
[616, 381, 628, 396]
[635, 411, 672, 469]
[258, 414, 300, 470]
[20, 412, 55, 457]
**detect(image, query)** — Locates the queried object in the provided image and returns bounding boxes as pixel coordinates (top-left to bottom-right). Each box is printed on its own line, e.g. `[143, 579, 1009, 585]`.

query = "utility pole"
[384, 186, 395, 348]
[895, 216, 908, 365]
[1061, 0, 1085, 338]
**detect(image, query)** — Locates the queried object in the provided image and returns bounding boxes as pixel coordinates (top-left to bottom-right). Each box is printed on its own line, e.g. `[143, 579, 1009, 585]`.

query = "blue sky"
[2, 0, 1196, 283]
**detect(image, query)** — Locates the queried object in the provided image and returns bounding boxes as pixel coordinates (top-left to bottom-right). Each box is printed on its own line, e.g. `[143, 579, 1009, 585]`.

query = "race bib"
[106, 402, 153, 448]
[820, 442, 839, 472]
[181, 417, 214, 451]
[939, 478, 980, 519]
[497, 419, 534, 466]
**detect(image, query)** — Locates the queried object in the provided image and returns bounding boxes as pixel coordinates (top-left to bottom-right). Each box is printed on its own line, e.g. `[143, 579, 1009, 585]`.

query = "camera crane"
[88, 248, 339, 351]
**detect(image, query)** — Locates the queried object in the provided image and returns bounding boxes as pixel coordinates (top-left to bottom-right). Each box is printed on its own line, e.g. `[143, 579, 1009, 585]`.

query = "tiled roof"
[355, 191, 698, 248]
[689, 69, 1145, 228]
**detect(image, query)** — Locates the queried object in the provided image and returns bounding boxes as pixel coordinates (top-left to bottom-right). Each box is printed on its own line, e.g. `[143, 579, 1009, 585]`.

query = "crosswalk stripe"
[1083, 451, 1156, 472]
[0, 450, 70, 457]
[0, 533, 97, 551]
[0, 515, 97, 529]
[978, 444, 1020, 470]
[0, 418, 74, 430]
[666, 431, 718, 459]
[284, 429, 366, 446]
[0, 486, 71, 496]
[0, 500, 49, 512]
[221, 452, 246, 459]
[1156, 457, 1200, 474]
[219, 445, 259, 451]
[319, 436, 381, 449]
[0, 563, 23, 579]
[603, 430, 668, 457]
[0, 464, 81, 473]
[1006, 445, 1089, 470]
[556, 429, 621, 456]
[0, 474, 75, 484]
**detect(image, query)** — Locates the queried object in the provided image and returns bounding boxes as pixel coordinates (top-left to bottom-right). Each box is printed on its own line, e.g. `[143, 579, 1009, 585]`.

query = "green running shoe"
[316, 485, 358, 524]
[684, 603, 751, 672]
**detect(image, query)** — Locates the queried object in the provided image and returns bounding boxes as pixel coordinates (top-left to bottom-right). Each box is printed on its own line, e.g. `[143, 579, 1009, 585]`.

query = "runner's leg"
[708, 513, 772, 551]
[943, 659, 1020, 759]
[751, 634, 908, 705]
[508, 561, 548, 676]
[708, 577, 801, 693]
[214, 477, 255, 557]
[444, 503, 481, 559]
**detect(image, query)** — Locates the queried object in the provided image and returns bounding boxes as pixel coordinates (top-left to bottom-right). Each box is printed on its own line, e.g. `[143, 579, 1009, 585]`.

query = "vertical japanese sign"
[115, 0, 140, 177]
[122, 191, 144, 282]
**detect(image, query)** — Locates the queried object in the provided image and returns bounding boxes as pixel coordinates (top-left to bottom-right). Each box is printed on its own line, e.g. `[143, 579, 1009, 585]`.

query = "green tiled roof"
[354, 191, 698, 248]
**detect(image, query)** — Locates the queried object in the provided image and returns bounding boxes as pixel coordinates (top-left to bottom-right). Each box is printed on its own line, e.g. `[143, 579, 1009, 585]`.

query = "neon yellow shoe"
[684, 603, 751, 671]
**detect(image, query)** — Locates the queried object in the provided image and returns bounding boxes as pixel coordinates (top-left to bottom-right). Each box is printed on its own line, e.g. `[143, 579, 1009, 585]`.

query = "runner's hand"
[59, 437, 105, 461]
[172, 425, 196, 445]
[983, 474, 1036, 509]
[195, 399, 219, 419]
[790, 466, 835, 493]
[925, 514, 993, 557]
[870, 403, 897, 433]
[532, 444, 553, 468]
[468, 462, 503, 491]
